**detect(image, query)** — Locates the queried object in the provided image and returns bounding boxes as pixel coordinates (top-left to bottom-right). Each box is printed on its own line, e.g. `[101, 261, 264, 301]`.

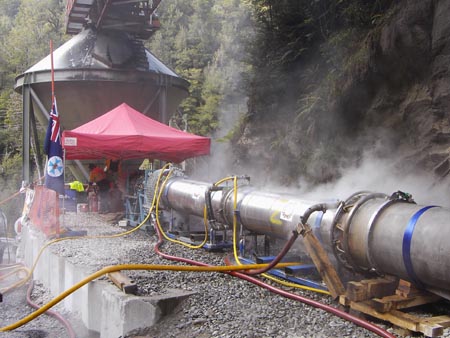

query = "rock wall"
[238, 0, 450, 185]
[335, 0, 450, 176]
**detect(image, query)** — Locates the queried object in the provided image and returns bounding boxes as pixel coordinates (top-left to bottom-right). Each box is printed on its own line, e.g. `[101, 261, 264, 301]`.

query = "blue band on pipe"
[402, 205, 439, 288]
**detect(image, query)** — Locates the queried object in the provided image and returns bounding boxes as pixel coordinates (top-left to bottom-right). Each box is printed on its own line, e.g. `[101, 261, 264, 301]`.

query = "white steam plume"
[299, 151, 450, 207]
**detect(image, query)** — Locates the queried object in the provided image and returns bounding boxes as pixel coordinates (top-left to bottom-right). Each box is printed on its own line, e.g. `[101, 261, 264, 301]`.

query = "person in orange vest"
[88, 163, 110, 213]
[89, 163, 106, 183]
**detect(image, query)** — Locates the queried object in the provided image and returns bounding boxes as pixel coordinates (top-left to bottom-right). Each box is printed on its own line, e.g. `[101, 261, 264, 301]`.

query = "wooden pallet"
[340, 279, 450, 337]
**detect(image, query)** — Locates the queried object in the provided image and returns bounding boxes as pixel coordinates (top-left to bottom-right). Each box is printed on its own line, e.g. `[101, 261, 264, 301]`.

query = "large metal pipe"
[335, 197, 450, 298]
[157, 175, 450, 299]
[162, 178, 326, 237]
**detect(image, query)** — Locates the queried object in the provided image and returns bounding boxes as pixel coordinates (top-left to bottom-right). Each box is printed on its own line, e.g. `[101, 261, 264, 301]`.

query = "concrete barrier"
[19, 224, 194, 337]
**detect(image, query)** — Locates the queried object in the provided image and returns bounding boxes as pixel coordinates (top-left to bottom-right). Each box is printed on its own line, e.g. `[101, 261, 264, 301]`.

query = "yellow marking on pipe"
[270, 210, 283, 225]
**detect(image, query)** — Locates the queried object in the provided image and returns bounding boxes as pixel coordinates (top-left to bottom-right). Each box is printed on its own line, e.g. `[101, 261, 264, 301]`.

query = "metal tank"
[15, 27, 189, 128]
[15, 28, 189, 181]
[155, 174, 450, 300]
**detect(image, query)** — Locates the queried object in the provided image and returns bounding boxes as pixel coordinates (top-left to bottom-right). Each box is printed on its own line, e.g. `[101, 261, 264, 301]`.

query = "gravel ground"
[1, 212, 449, 338]
[0, 275, 88, 338]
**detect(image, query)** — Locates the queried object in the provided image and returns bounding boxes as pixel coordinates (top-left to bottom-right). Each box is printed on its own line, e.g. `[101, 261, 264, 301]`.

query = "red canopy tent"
[62, 103, 210, 162]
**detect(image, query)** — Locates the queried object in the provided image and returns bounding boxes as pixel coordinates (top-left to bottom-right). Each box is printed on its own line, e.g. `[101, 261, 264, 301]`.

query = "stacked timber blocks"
[339, 277, 450, 337]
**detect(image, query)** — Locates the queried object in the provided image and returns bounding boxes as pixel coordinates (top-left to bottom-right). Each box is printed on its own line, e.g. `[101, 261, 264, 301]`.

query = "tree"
[2, 0, 66, 77]
[149, 0, 254, 137]
[0, 0, 66, 223]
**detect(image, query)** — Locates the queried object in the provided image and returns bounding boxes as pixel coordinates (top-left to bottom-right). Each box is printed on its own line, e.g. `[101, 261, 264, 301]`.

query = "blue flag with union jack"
[44, 98, 64, 195]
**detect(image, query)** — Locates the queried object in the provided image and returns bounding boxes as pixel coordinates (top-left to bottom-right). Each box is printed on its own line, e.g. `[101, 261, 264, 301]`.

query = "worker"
[89, 163, 106, 183]
[105, 159, 121, 186]
[105, 159, 127, 194]
[88, 163, 110, 213]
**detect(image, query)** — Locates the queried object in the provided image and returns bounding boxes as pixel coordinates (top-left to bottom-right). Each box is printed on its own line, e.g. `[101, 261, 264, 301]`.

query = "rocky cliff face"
[237, 0, 450, 188]
[345, 0, 450, 176]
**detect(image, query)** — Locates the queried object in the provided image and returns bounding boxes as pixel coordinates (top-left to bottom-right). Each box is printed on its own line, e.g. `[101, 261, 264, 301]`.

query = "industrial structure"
[14, 0, 188, 182]
[130, 168, 450, 336]
[152, 172, 450, 301]
[6, 1, 450, 337]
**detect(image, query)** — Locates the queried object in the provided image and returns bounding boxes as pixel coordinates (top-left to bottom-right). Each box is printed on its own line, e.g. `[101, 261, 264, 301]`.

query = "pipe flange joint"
[332, 192, 388, 273]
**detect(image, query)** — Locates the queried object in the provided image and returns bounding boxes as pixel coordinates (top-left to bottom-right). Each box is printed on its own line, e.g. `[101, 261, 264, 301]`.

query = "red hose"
[0, 175, 45, 206]
[26, 278, 76, 338]
[153, 227, 395, 338]
[243, 230, 299, 275]
[0, 191, 21, 206]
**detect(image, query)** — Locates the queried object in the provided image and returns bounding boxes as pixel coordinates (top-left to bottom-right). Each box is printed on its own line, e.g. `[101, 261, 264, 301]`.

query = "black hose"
[300, 202, 338, 225]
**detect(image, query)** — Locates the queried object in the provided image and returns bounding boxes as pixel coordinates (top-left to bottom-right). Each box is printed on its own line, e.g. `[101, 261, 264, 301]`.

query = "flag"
[44, 97, 65, 195]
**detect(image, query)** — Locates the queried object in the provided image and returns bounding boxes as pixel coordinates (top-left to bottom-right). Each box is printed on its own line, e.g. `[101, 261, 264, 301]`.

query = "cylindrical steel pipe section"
[337, 196, 450, 296]
[158, 175, 450, 299]
[162, 179, 212, 217]
[161, 177, 325, 239]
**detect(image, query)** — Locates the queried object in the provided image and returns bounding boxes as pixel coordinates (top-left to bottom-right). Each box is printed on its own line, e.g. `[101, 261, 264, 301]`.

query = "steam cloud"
[190, 3, 449, 209]
[298, 151, 450, 208]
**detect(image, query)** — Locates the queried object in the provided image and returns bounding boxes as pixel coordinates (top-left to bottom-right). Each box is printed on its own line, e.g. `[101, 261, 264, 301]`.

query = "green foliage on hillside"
[148, 0, 254, 136]
[242, 0, 394, 184]
[0, 0, 396, 220]
[0, 0, 65, 222]
[147, 1, 394, 182]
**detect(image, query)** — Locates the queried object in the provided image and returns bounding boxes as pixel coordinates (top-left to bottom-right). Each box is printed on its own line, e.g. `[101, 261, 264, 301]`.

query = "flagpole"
[50, 39, 63, 233]
[47, 39, 54, 174]
[50, 40, 55, 105]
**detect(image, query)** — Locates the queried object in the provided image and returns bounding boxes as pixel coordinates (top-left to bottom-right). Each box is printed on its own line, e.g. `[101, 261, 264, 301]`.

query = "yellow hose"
[213, 176, 235, 187]
[0, 262, 281, 332]
[0, 266, 31, 294]
[2, 166, 328, 332]
[232, 176, 240, 264]
[0, 266, 30, 281]
[0, 267, 31, 294]
[1, 164, 172, 294]
[0, 175, 45, 206]
[0, 264, 24, 272]
[262, 272, 330, 295]
[226, 175, 330, 295]
[154, 168, 209, 249]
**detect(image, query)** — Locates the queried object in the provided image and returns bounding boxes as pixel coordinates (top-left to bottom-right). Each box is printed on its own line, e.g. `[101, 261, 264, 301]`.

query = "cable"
[154, 167, 208, 249]
[1, 164, 173, 294]
[225, 176, 329, 294]
[0, 191, 22, 207]
[224, 260, 396, 338]
[0, 263, 24, 272]
[3, 168, 394, 338]
[153, 219, 394, 338]
[0, 262, 278, 332]
[258, 270, 330, 295]
[0, 164, 228, 331]
[0, 266, 31, 294]
[26, 279, 76, 338]
[0, 175, 45, 206]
